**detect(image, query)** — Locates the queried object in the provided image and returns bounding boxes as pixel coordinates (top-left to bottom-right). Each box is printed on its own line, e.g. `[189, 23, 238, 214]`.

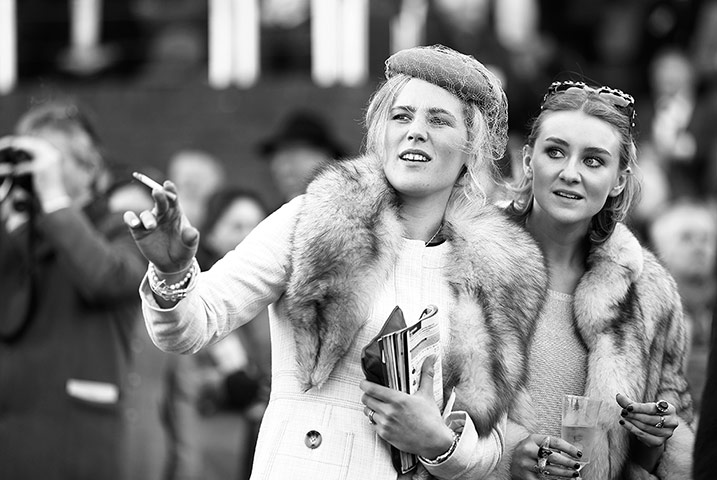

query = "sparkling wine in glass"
[561, 395, 602, 473]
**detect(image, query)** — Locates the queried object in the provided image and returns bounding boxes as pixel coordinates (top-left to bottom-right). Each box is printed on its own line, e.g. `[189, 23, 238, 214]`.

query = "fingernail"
[626, 405, 634, 412]
[577, 450, 583, 458]
[619, 419, 625, 425]
[573, 473, 580, 478]
[574, 463, 581, 469]
[620, 409, 628, 417]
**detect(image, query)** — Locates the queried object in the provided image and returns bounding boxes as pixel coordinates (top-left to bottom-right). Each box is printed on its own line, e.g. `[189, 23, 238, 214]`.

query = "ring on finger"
[538, 446, 553, 458]
[655, 415, 665, 429]
[656, 399, 669, 414]
[368, 408, 376, 425]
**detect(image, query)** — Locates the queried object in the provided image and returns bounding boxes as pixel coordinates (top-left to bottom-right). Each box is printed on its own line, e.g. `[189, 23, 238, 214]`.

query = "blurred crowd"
[3, 0, 717, 478]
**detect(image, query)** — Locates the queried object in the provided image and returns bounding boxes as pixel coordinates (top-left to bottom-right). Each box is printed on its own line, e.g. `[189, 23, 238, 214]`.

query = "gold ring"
[368, 409, 376, 425]
[656, 400, 669, 414]
[655, 415, 665, 429]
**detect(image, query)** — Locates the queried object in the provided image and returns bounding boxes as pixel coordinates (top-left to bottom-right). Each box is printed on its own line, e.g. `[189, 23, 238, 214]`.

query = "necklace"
[425, 222, 443, 247]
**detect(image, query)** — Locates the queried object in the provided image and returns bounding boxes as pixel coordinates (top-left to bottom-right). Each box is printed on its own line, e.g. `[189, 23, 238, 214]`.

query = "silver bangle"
[148, 258, 199, 302]
[419, 430, 460, 465]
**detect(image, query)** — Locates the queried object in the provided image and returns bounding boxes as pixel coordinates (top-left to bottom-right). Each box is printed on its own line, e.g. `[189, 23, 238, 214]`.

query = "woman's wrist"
[152, 261, 194, 283]
[632, 435, 665, 473]
[148, 258, 199, 303]
[419, 427, 460, 464]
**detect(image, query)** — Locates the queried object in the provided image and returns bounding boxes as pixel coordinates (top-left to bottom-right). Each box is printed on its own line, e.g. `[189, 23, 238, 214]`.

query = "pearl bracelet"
[419, 430, 460, 465]
[148, 258, 199, 302]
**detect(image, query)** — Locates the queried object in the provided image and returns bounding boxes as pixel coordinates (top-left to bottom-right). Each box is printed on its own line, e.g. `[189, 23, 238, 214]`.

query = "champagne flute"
[561, 395, 602, 474]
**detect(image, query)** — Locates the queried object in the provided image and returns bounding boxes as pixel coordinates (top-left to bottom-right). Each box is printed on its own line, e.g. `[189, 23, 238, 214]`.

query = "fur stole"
[283, 155, 548, 440]
[556, 223, 693, 480]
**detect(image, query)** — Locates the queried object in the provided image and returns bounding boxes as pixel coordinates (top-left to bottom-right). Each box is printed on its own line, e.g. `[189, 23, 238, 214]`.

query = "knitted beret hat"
[384, 44, 509, 159]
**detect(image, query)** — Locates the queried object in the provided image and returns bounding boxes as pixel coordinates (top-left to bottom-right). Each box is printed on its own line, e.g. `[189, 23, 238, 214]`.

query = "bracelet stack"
[148, 258, 199, 302]
[419, 430, 460, 465]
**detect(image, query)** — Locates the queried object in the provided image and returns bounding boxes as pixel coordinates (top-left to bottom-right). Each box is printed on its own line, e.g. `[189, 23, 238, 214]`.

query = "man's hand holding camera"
[0, 135, 72, 230]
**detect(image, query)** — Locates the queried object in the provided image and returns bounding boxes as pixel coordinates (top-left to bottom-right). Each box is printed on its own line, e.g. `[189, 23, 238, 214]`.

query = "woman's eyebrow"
[544, 136, 613, 157]
[427, 107, 457, 120]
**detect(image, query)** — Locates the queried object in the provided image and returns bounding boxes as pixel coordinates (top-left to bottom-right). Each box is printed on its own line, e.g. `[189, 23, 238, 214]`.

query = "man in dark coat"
[0, 101, 146, 479]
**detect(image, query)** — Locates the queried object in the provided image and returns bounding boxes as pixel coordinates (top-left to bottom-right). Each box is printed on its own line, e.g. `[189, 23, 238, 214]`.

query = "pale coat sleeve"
[421, 412, 506, 480]
[140, 198, 302, 354]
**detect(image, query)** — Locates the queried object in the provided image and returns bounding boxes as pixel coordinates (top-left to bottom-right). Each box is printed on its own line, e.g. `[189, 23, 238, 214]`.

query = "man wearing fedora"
[259, 109, 347, 203]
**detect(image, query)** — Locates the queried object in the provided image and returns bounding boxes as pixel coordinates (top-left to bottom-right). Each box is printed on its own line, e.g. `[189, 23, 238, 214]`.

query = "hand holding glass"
[561, 395, 602, 471]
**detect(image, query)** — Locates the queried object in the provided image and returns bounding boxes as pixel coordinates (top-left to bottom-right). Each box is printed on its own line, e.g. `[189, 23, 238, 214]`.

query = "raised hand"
[123, 179, 199, 273]
[615, 392, 677, 448]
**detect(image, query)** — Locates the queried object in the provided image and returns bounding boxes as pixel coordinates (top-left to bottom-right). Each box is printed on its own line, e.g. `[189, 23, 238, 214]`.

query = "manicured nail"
[574, 463, 581, 469]
[577, 450, 583, 458]
[621, 409, 628, 417]
[619, 419, 625, 425]
[626, 405, 634, 412]
[573, 473, 580, 478]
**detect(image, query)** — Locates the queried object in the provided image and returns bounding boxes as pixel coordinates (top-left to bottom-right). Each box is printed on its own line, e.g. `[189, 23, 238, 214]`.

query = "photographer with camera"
[0, 100, 147, 479]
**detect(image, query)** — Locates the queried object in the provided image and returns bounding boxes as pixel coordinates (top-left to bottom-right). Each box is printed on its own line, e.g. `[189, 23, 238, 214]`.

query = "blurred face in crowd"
[168, 150, 224, 201]
[32, 127, 98, 203]
[651, 206, 717, 279]
[167, 150, 225, 227]
[524, 110, 626, 232]
[205, 197, 267, 257]
[382, 78, 469, 204]
[268, 143, 332, 200]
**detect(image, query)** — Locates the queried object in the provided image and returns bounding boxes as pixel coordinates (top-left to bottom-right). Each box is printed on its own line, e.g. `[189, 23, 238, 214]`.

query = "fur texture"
[500, 223, 695, 480]
[283, 155, 548, 469]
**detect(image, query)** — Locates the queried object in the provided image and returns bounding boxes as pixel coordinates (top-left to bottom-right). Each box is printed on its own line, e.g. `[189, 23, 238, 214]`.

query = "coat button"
[305, 430, 322, 449]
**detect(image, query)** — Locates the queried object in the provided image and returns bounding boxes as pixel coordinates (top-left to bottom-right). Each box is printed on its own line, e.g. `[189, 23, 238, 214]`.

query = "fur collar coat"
[505, 223, 695, 480]
[282, 154, 548, 443]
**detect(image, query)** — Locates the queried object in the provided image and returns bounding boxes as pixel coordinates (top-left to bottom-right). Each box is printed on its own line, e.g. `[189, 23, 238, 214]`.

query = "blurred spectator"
[640, 46, 700, 199]
[629, 46, 717, 238]
[120, 321, 202, 480]
[195, 187, 272, 480]
[0, 100, 146, 478]
[258, 109, 347, 203]
[105, 169, 202, 480]
[166, 149, 226, 230]
[648, 200, 717, 412]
